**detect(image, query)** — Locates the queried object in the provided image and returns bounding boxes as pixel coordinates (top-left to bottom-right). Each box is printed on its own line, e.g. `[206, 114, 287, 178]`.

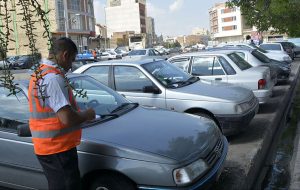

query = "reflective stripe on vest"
[31, 124, 82, 138]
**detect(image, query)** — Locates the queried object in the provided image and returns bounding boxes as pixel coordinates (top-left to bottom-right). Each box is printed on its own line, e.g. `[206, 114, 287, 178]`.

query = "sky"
[93, 0, 226, 37]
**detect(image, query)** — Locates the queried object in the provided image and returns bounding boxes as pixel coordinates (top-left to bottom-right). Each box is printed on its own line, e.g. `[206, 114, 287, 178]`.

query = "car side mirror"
[143, 85, 161, 94]
[17, 124, 32, 137]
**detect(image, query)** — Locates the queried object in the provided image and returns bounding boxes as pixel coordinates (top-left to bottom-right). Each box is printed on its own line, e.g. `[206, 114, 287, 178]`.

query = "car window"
[218, 56, 236, 75]
[169, 58, 190, 72]
[72, 60, 85, 71]
[153, 49, 161, 56]
[142, 60, 191, 88]
[192, 57, 225, 76]
[236, 52, 246, 59]
[128, 50, 147, 56]
[0, 87, 28, 130]
[148, 50, 154, 56]
[83, 66, 110, 86]
[260, 44, 282, 51]
[251, 50, 270, 63]
[227, 53, 252, 70]
[114, 66, 153, 92]
[70, 76, 128, 115]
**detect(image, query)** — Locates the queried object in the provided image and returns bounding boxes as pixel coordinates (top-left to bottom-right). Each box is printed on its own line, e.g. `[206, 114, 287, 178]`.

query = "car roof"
[170, 50, 238, 57]
[94, 58, 164, 65]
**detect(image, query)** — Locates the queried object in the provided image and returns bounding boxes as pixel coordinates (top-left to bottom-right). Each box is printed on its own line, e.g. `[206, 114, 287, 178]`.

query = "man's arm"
[56, 106, 95, 127]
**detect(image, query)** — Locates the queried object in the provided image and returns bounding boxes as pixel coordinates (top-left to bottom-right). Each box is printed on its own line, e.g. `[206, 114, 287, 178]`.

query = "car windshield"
[248, 44, 268, 53]
[251, 50, 270, 63]
[260, 44, 281, 50]
[69, 76, 136, 117]
[128, 50, 147, 56]
[227, 53, 252, 70]
[288, 38, 300, 46]
[142, 60, 196, 88]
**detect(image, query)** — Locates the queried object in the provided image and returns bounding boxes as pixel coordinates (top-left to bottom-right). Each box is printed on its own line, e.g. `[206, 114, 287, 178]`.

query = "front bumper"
[138, 136, 228, 190]
[215, 99, 259, 136]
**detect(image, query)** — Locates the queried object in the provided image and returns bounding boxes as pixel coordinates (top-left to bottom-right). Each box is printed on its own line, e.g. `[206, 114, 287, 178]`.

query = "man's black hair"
[246, 35, 251, 40]
[49, 37, 78, 55]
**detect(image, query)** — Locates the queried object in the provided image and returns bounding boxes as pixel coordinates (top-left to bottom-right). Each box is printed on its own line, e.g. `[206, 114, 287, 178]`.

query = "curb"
[290, 121, 300, 189]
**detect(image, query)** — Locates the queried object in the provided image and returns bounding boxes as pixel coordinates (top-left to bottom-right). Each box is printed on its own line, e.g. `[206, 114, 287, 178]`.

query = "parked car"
[287, 38, 300, 57]
[208, 47, 290, 83]
[217, 43, 292, 64]
[168, 50, 274, 104]
[0, 56, 20, 69]
[71, 58, 98, 71]
[74, 59, 259, 136]
[11, 55, 39, 69]
[98, 51, 117, 61]
[285, 38, 300, 57]
[0, 74, 228, 190]
[259, 43, 294, 60]
[232, 48, 291, 82]
[115, 48, 128, 57]
[76, 50, 94, 60]
[126, 48, 167, 60]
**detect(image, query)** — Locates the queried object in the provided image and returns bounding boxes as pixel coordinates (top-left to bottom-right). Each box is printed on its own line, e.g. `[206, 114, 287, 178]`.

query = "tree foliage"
[227, 0, 300, 37]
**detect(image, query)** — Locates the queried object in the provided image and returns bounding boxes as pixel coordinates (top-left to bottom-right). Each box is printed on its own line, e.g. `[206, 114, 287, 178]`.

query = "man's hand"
[84, 108, 96, 121]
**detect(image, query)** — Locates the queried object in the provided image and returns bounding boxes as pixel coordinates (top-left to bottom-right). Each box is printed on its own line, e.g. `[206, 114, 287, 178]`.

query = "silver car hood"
[80, 106, 220, 163]
[166, 80, 252, 103]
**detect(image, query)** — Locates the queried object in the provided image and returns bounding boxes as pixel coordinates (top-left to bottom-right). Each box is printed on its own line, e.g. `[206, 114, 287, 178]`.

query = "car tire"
[88, 173, 136, 190]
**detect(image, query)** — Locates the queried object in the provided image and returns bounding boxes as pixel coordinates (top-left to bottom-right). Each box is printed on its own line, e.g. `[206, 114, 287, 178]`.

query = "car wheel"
[89, 174, 136, 190]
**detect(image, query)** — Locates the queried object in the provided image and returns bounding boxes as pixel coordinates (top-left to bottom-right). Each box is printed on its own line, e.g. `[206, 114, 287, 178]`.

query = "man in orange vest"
[28, 37, 96, 190]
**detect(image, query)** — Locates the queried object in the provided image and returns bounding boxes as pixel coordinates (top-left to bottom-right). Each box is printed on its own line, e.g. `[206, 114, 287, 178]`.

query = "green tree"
[227, 0, 300, 37]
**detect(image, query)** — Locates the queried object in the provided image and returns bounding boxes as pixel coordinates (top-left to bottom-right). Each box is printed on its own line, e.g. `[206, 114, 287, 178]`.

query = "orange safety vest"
[28, 64, 82, 155]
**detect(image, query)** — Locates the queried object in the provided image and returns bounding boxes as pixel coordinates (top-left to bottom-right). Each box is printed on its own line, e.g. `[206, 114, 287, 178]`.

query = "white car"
[217, 43, 292, 64]
[74, 59, 259, 136]
[99, 51, 117, 61]
[168, 50, 274, 104]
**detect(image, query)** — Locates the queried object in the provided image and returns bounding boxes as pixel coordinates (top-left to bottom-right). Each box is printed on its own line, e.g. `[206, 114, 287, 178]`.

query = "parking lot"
[213, 58, 300, 189]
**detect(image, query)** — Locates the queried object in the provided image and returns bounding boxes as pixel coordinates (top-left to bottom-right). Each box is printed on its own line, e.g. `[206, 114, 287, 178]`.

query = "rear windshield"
[128, 50, 147, 56]
[251, 50, 270, 63]
[248, 44, 268, 53]
[227, 53, 252, 70]
[260, 44, 281, 50]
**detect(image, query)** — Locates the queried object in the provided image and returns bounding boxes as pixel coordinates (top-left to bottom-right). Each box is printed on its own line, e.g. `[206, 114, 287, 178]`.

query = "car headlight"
[283, 56, 291, 61]
[235, 102, 251, 114]
[173, 159, 208, 185]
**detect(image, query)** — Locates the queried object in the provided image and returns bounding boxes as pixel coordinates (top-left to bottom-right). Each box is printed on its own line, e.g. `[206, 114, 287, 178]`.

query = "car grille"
[204, 137, 224, 167]
[248, 96, 257, 108]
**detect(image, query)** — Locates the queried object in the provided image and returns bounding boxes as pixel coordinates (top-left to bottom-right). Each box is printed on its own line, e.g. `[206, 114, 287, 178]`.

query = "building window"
[222, 25, 237, 31]
[89, 17, 94, 31]
[221, 7, 237, 14]
[69, 0, 80, 11]
[70, 14, 81, 30]
[57, 0, 65, 30]
[222, 16, 237, 22]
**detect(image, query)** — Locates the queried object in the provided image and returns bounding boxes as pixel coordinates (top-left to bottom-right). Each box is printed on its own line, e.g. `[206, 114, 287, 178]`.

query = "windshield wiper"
[111, 103, 138, 113]
[167, 77, 199, 88]
[99, 113, 119, 119]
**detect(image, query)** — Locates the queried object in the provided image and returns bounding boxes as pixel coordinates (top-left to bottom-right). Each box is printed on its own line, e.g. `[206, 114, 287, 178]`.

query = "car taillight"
[258, 79, 266, 89]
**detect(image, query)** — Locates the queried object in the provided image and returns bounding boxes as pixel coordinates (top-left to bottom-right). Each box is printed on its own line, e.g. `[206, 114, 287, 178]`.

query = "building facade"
[105, 0, 147, 48]
[146, 17, 156, 48]
[5, 0, 95, 57]
[209, 2, 287, 44]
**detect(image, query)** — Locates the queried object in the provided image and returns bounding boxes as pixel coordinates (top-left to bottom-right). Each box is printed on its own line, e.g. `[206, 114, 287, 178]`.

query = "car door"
[191, 56, 228, 82]
[0, 87, 46, 189]
[113, 65, 166, 108]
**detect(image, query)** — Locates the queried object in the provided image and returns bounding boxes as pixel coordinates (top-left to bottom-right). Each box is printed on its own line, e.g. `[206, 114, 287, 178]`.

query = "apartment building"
[209, 2, 246, 43]
[105, 0, 147, 48]
[5, 0, 95, 56]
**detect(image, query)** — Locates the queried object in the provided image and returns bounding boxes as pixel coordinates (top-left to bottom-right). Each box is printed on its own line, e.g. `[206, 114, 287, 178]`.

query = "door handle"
[215, 78, 222, 81]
